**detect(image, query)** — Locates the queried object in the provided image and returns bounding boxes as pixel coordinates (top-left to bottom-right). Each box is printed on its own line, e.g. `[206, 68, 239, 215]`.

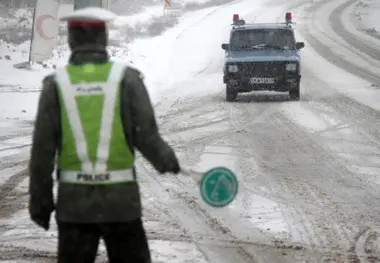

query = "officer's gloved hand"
[156, 149, 181, 174]
[157, 157, 180, 174]
[31, 214, 51, 231]
[166, 158, 180, 174]
[29, 201, 55, 231]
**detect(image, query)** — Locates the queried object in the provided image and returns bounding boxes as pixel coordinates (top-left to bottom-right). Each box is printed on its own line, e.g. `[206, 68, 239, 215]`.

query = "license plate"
[250, 78, 275, 84]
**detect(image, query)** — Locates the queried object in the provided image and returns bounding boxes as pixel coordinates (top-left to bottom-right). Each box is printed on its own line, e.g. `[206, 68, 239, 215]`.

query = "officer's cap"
[59, 7, 117, 28]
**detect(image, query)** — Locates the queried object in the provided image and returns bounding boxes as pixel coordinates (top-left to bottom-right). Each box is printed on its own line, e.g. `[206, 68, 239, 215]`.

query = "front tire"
[289, 83, 300, 101]
[226, 86, 237, 102]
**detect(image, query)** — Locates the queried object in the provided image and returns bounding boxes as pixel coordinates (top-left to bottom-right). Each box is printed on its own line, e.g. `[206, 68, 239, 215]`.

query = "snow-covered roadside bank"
[352, 0, 380, 39]
[118, 6, 229, 104]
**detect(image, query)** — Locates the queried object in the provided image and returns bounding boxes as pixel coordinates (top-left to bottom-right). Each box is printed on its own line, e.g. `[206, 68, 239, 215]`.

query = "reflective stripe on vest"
[55, 62, 135, 184]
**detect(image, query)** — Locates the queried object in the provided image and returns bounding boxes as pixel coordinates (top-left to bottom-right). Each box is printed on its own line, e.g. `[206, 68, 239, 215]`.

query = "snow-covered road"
[1, 0, 380, 262]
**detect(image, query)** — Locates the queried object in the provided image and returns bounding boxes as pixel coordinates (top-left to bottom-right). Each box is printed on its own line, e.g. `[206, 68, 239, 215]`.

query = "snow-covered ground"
[358, 0, 380, 32]
[1, 0, 380, 262]
[352, 0, 380, 39]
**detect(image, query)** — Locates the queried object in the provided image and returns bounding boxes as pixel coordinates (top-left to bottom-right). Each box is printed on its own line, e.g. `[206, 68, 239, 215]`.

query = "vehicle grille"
[236, 62, 286, 77]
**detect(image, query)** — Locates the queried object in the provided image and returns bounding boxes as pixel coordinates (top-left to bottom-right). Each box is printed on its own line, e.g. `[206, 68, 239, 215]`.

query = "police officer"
[28, 7, 180, 263]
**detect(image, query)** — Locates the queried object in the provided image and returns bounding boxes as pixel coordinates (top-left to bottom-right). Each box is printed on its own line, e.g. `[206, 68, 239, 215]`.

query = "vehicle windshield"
[229, 28, 295, 51]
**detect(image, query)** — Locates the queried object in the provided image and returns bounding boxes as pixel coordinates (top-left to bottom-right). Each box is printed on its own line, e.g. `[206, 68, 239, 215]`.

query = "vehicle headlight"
[228, 65, 238, 72]
[286, 63, 297, 71]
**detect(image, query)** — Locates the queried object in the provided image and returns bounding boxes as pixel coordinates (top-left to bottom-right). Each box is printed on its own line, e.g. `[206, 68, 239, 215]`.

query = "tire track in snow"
[329, 0, 380, 62]
[298, 0, 380, 85]
[0, 168, 28, 219]
[359, 229, 380, 262]
[0, 144, 31, 152]
[235, 1, 331, 253]
[0, 134, 31, 218]
[140, 94, 235, 260]
[232, 101, 355, 260]
[223, 77, 375, 260]
[161, 89, 331, 260]
[0, 134, 31, 189]
[228, 102, 320, 246]
[274, 108, 380, 262]
[278, 1, 380, 260]
[350, 1, 380, 41]
[137, 157, 265, 263]
[139, 82, 282, 261]
[277, 109, 380, 256]
[159, 94, 245, 152]
[210, 0, 340, 258]
[0, 244, 108, 262]
[225, 94, 371, 263]
[298, 75, 380, 263]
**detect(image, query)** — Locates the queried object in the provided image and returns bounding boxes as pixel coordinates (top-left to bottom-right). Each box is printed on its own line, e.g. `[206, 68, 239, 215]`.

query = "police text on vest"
[77, 173, 110, 182]
[76, 85, 103, 94]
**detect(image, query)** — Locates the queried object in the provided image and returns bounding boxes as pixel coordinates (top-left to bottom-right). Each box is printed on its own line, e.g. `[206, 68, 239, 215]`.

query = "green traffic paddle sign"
[200, 167, 238, 207]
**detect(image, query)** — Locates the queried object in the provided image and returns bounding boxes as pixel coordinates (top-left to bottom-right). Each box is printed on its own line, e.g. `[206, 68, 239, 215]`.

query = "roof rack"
[231, 23, 294, 30]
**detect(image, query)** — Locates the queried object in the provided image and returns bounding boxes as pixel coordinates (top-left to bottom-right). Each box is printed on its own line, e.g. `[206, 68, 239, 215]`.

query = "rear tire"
[226, 86, 237, 102]
[289, 83, 300, 101]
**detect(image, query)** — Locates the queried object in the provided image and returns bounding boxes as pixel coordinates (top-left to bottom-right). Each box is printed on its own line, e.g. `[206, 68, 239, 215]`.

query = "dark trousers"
[57, 218, 151, 263]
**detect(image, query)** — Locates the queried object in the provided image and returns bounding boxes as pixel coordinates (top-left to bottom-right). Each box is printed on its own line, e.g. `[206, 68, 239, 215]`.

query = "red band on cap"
[68, 20, 105, 28]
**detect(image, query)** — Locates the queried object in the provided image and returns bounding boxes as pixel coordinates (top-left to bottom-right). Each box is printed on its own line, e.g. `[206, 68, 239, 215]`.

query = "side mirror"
[221, 43, 229, 50]
[295, 42, 305, 49]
